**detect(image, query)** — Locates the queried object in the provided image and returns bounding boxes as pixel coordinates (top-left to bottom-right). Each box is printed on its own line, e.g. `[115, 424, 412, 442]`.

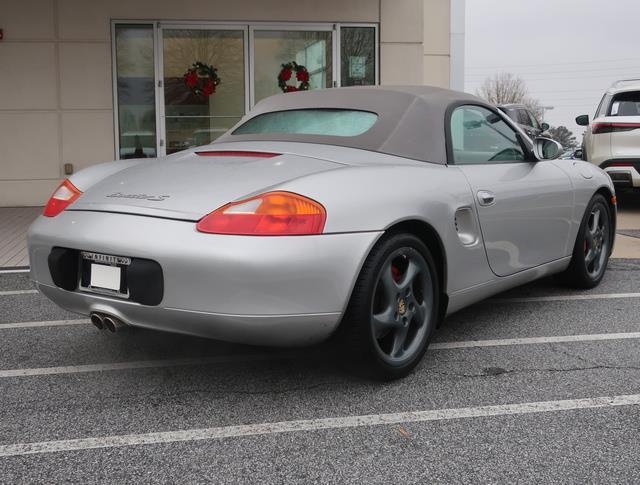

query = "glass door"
[250, 25, 336, 106]
[158, 25, 248, 155]
[112, 22, 377, 159]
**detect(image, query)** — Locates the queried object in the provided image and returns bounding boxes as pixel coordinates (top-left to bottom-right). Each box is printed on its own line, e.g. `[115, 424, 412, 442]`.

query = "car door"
[449, 104, 574, 277]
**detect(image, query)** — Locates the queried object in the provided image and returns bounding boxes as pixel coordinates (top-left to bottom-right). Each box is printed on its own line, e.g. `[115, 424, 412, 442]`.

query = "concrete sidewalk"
[0, 207, 41, 268]
[1, 196, 639, 268]
[613, 192, 640, 259]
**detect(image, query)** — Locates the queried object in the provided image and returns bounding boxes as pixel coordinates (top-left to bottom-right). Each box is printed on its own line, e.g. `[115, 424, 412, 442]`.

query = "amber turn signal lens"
[196, 191, 326, 235]
[43, 179, 82, 217]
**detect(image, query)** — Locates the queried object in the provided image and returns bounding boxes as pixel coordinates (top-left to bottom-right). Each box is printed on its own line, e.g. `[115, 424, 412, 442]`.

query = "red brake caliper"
[391, 265, 401, 283]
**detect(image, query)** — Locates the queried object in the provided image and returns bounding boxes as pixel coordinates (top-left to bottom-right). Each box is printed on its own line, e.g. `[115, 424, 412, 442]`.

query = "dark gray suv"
[498, 103, 549, 139]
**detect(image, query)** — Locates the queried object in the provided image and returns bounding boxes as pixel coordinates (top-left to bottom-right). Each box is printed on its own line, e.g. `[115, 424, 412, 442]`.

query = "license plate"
[90, 264, 121, 290]
[80, 251, 130, 296]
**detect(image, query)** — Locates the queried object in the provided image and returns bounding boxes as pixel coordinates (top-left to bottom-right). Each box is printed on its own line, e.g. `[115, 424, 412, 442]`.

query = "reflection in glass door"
[340, 26, 377, 87]
[159, 27, 247, 155]
[251, 27, 335, 105]
[113, 24, 157, 159]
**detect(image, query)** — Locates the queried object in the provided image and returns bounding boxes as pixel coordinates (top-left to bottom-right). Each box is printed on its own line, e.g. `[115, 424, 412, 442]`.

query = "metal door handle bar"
[477, 190, 496, 206]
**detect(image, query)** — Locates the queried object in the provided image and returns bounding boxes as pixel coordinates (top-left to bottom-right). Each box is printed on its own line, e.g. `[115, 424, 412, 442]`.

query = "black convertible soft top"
[215, 86, 489, 164]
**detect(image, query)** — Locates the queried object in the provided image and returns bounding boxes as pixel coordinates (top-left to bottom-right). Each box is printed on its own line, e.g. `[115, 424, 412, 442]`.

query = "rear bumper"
[604, 167, 640, 189]
[28, 210, 381, 346]
[35, 283, 344, 346]
[597, 160, 640, 189]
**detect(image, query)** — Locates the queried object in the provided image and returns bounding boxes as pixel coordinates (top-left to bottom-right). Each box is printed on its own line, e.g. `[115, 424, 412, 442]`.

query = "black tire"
[558, 194, 612, 289]
[338, 232, 440, 380]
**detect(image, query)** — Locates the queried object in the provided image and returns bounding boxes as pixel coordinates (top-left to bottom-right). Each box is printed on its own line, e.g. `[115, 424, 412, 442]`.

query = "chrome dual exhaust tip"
[90, 312, 126, 333]
[90, 313, 104, 330]
[103, 315, 126, 333]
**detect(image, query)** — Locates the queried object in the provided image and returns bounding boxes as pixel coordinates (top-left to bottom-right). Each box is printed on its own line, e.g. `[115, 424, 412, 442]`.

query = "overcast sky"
[464, 0, 640, 140]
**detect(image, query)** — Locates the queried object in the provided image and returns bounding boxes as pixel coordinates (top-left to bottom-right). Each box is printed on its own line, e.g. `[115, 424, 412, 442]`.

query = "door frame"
[111, 20, 378, 159]
[110, 20, 158, 161]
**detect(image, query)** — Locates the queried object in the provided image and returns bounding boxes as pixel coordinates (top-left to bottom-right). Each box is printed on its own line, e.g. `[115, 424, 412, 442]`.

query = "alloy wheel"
[584, 205, 609, 279]
[370, 247, 434, 365]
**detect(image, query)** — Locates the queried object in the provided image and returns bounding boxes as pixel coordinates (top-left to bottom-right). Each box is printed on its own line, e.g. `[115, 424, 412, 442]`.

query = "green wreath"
[183, 61, 221, 97]
[278, 61, 310, 93]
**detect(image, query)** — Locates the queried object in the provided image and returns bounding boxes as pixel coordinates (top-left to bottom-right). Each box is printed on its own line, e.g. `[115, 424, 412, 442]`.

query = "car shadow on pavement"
[80, 250, 640, 386]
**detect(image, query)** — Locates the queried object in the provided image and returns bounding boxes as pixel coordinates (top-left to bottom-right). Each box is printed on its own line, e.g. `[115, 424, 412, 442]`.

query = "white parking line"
[0, 319, 90, 330]
[0, 393, 638, 457]
[0, 352, 296, 378]
[490, 292, 640, 303]
[430, 332, 640, 350]
[0, 289, 38, 296]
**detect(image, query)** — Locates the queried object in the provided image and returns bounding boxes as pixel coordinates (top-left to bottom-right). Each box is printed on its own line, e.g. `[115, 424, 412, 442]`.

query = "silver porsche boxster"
[28, 86, 616, 379]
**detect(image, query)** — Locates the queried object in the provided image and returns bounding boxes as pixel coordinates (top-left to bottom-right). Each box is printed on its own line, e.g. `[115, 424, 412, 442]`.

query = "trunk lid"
[70, 150, 343, 220]
[603, 115, 640, 159]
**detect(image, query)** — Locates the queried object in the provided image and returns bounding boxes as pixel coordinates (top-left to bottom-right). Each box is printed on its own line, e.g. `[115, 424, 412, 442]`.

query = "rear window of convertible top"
[232, 109, 378, 137]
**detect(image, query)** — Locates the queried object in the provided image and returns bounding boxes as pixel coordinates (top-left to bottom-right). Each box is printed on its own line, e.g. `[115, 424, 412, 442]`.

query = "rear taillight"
[43, 179, 82, 217]
[196, 191, 326, 236]
[592, 122, 640, 134]
[607, 161, 634, 167]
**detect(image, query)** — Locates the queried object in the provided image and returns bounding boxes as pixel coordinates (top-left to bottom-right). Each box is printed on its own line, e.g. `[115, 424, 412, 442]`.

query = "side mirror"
[533, 137, 563, 161]
[541, 122, 550, 131]
[575, 114, 589, 126]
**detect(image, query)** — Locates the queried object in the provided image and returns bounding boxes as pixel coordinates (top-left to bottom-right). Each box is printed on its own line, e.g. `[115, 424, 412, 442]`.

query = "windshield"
[233, 109, 378, 137]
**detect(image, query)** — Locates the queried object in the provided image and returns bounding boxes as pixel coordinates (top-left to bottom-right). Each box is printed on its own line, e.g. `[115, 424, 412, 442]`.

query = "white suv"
[577, 79, 640, 191]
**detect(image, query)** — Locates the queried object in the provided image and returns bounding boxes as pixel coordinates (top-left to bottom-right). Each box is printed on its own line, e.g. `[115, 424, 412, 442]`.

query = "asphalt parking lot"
[1, 251, 639, 483]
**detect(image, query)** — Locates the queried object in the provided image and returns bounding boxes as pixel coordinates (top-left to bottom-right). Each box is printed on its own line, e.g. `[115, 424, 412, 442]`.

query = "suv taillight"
[592, 122, 640, 134]
[607, 161, 634, 167]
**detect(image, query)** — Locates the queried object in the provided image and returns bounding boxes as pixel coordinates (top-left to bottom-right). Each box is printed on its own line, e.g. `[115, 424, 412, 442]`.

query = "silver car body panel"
[69, 149, 345, 220]
[28, 87, 616, 346]
[29, 210, 380, 345]
[457, 160, 574, 277]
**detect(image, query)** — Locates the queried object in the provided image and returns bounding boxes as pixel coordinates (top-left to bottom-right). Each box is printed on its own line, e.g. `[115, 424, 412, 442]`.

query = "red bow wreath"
[183, 61, 221, 97]
[278, 61, 310, 93]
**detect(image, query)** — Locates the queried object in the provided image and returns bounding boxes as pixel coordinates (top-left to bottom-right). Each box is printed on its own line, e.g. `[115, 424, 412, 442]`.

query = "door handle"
[477, 190, 496, 206]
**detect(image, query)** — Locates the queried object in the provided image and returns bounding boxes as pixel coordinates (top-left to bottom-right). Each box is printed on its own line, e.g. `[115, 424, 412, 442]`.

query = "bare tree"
[523, 97, 543, 121]
[477, 72, 526, 104]
[476, 72, 543, 119]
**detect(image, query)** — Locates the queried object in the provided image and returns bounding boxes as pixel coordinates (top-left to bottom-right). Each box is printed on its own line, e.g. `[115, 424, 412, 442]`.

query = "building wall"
[423, 0, 451, 88]
[0, 0, 452, 207]
[449, 0, 466, 91]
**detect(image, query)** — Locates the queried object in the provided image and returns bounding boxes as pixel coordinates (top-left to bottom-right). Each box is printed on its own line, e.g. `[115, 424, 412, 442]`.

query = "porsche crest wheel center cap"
[397, 298, 407, 315]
